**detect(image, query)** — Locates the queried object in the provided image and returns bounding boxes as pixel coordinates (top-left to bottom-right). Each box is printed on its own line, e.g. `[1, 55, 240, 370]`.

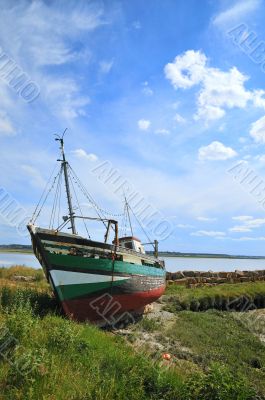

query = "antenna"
[124, 195, 133, 237]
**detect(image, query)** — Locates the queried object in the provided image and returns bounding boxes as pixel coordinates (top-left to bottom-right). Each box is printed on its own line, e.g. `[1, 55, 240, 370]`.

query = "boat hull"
[61, 287, 165, 324]
[28, 225, 166, 325]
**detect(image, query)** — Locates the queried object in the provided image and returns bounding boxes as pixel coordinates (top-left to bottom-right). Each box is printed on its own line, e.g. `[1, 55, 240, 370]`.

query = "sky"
[2, 0, 265, 255]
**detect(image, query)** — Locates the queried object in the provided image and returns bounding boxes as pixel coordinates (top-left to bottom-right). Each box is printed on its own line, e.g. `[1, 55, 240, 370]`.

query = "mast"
[56, 132, 77, 234]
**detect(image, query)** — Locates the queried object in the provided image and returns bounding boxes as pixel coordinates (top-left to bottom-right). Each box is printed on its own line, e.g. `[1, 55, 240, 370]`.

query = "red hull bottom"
[61, 286, 166, 325]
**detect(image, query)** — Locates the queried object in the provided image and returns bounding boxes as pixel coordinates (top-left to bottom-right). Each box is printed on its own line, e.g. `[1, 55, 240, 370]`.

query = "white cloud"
[212, 0, 261, 27]
[251, 90, 265, 109]
[195, 67, 251, 121]
[177, 224, 194, 229]
[0, 1, 104, 67]
[245, 218, 265, 228]
[165, 50, 252, 122]
[229, 226, 252, 233]
[174, 113, 186, 123]
[138, 119, 151, 131]
[191, 230, 226, 237]
[0, 1, 102, 125]
[72, 149, 98, 162]
[198, 141, 237, 161]
[232, 216, 253, 221]
[0, 111, 15, 136]
[43, 78, 90, 120]
[229, 216, 265, 234]
[164, 50, 206, 89]
[21, 165, 46, 188]
[250, 115, 265, 143]
[255, 154, 265, 163]
[232, 236, 265, 241]
[99, 60, 113, 74]
[196, 216, 217, 222]
[142, 87, 154, 96]
[142, 81, 153, 96]
[155, 129, 170, 135]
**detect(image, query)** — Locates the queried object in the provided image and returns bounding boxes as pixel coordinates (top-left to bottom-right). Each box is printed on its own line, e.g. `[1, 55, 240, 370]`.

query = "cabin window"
[124, 242, 133, 249]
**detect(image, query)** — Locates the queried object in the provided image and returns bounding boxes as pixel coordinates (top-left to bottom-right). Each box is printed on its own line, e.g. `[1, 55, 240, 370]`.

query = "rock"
[200, 271, 214, 278]
[235, 270, 245, 277]
[182, 271, 198, 277]
[144, 304, 154, 314]
[168, 271, 185, 280]
[173, 278, 188, 286]
[218, 272, 230, 278]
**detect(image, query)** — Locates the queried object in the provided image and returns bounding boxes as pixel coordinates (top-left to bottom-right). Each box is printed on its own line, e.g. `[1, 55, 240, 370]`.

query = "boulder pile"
[166, 269, 265, 287]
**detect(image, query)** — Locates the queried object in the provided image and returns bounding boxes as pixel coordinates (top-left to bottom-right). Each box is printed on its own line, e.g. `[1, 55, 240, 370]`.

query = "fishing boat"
[27, 133, 166, 326]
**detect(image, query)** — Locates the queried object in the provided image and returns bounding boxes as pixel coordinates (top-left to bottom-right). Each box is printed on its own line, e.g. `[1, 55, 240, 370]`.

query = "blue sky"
[2, 0, 265, 255]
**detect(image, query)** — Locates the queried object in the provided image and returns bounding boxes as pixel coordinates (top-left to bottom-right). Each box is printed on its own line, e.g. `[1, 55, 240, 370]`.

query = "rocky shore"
[167, 269, 265, 287]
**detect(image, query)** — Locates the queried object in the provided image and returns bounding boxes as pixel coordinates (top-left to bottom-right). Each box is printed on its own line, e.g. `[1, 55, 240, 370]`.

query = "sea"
[0, 252, 265, 272]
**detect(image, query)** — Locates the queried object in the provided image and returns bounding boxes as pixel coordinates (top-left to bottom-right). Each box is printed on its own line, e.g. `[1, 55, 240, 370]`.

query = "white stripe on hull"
[50, 269, 130, 287]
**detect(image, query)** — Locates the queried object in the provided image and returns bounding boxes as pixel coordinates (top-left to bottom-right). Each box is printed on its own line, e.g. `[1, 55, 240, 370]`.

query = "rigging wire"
[49, 167, 63, 229]
[68, 165, 108, 228]
[32, 167, 63, 224]
[57, 169, 62, 228]
[125, 197, 134, 237]
[69, 165, 123, 219]
[30, 162, 59, 223]
[30, 144, 129, 243]
[127, 202, 155, 251]
[68, 168, 91, 239]
[121, 203, 127, 237]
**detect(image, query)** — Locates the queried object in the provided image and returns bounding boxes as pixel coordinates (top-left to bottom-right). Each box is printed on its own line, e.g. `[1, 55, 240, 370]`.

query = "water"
[1, 252, 265, 273]
[163, 256, 265, 272]
[0, 253, 40, 268]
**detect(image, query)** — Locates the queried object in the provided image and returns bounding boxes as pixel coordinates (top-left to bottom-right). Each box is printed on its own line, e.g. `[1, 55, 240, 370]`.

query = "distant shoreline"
[149, 252, 265, 259]
[0, 245, 32, 254]
[0, 249, 33, 254]
[1, 245, 265, 260]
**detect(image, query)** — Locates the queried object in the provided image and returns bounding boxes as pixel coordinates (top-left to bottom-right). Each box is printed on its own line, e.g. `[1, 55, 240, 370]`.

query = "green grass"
[165, 281, 265, 311]
[0, 313, 185, 399]
[0, 286, 185, 400]
[0, 266, 262, 399]
[0, 265, 45, 282]
[165, 310, 265, 396]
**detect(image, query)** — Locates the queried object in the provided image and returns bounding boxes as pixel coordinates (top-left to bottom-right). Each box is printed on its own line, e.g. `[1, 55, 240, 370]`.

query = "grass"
[0, 266, 263, 399]
[165, 311, 265, 396]
[0, 265, 45, 281]
[0, 287, 257, 400]
[0, 308, 185, 400]
[165, 281, 265, 311]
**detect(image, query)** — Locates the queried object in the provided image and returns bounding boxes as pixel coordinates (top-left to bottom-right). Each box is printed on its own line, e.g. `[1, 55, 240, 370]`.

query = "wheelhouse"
[119, 236, 145, 253]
